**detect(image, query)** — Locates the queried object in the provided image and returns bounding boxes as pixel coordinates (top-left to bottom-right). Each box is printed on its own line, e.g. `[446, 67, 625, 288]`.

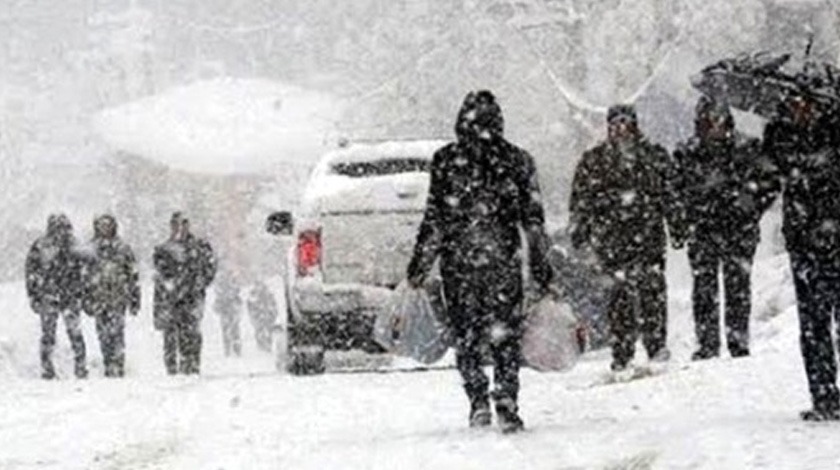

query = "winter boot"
[649, 348, 671, 363]
[74, 363, 88, 379]
[469, 399, 492, 428]
[495, 398, 524, 434]
[691, 348, 719, 361]
[801, 401, 840, 422]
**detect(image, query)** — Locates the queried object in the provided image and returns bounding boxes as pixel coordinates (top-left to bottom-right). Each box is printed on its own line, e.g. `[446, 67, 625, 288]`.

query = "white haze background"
[1, 1, 839, 469]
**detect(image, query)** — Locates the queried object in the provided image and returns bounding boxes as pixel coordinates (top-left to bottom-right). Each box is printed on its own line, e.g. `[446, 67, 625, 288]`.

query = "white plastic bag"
[374, 282, 449, 364]
[522, 295, 584, 372]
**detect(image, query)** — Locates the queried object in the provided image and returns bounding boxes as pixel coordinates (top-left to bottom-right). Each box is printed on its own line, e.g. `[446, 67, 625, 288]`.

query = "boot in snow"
[801, 405, 840, 422]
[691, 348, 719, 361]
[495, 398, 524, 434]
[469, 399, 492, 428]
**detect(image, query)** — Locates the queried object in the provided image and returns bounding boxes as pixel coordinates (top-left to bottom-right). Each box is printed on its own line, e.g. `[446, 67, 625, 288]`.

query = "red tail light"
[297, 229, 321, 277]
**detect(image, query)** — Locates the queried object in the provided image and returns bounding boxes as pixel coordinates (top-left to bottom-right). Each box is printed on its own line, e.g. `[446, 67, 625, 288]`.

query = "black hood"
[93, 214, 118, 239]
[454, 90, 504, 143]
[695, 95, 734, 139]
[46, 214, 72, 242]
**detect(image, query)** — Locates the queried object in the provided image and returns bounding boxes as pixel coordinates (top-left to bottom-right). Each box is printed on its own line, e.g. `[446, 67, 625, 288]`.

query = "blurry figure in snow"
[247, 281, 278, 353]
[569, 104, 682, 372]
[407, 90, 553, 433]
[764, 90, 840, 421]
[673, 97, 780, 361]
[25, 214, 88, 379]
[213, 271, 243, 357]
[81, 214, 140, 377]
[153, 212, 217, 375]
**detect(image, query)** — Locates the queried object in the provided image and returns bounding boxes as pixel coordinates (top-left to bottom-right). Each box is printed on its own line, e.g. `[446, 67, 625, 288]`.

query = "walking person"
[81, 214, 140, 377]
[214, 271, 242, 357]
[153, 212, 217, 375]
[407, 90, 554, 433]
[25, 214, 88, 379]
[674, 97, 780, 360]
[764, 91, 840, 421]
[247, 281, 278, 353]
[569, 104, 683, 372]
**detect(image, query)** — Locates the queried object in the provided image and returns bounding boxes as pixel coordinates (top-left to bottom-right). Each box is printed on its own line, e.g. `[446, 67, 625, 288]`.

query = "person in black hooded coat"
[569, 104, 683, 372]
[764, 91, 840, 421]
[407, 90, 553, 433]
[81, 214, 140, 378]
[153, 212, 217, 375]
[25, 214, 88, 379]
[673, 97, 780, 360]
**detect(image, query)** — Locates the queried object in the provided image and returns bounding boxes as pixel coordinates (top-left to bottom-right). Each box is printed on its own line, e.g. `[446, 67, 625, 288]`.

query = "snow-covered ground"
[1, 250, 837, 469]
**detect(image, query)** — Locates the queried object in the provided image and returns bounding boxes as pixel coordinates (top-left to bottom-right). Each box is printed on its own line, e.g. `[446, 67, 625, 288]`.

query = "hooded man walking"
[153, 213, 217, 375]
[569, 105, 683, 372]
[81, 214, 140, 377]
[674, 97, 780, 360]
[25, 214, 88, 379]
[407, 90, 553, 433]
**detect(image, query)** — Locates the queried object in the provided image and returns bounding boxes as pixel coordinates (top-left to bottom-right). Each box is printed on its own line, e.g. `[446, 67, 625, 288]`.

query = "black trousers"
[689, 240, 754, 356]
[163, 306, 203, 375]
[443, 263, 523, 407]
[40, 308, 86, 378]
[790, 251, 840, 411]
[95, 311, 126, 377]
[606, 257, 668, 367]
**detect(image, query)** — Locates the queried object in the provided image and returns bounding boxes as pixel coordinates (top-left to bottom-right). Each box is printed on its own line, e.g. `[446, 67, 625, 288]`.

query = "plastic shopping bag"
[374, 281, 449, 364]
[522, 295, 585, 372]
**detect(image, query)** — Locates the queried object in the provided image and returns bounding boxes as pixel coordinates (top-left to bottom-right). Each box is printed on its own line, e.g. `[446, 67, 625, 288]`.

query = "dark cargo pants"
[95, 311, 126, 377]
[790, 252, 840, 411]
[443, 262, 523, 408]
[40, 308, 87, 379]
[163, 306, 203, 375]
[606, 257, 668, 369]
[689, 240, 754, 356]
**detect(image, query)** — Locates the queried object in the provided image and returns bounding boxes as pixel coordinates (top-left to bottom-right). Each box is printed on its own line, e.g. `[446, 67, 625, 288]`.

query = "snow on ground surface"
[1, 252, 838, 469]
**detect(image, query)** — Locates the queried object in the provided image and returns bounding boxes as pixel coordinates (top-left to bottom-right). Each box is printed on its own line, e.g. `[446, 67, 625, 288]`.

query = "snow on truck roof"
[94, 78, 342, 175]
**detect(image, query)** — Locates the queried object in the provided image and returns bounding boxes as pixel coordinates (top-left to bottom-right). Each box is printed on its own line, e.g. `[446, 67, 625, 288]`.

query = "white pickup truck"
[266, 139, 446, 374]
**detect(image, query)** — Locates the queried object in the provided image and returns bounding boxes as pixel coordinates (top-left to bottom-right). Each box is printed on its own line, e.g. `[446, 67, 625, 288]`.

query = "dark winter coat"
[153, 234, 216, 329]
[569, 137, 682, 270]
[764, 109, 840, 257]
[81, 236, 140, 317]
[407, 91, 553, 295]
[673, 133, 780, 254]
[25, 225, 84, 314]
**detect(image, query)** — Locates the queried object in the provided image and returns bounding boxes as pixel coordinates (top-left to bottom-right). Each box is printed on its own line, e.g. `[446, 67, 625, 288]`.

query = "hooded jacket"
[764, 105, 840, 256]
[569, 119, 682, 269]
[25, 214, 84, 313]
[407, 91, 553, 290]
[153, 230, 217, 328]
[81, 215, 140, 316]
[673, 100, 780, 253]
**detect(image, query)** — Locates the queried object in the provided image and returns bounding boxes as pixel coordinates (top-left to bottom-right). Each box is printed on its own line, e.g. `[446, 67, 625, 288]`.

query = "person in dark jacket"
[153, 212, 217, 375]
[569, 104, 682, 372]
[674, 97, 780, 360]
[764, 92, 840, 421]
[247, 281, 278, 353]
[25, 214, 88, 379]
[81, 214, 140, 377]
[407, 90, 553, 433]
[214, 271, 242, 357]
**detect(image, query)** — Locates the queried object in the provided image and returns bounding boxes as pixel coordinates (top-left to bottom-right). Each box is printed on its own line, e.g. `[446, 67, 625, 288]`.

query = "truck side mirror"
[266, 211, 293, 235]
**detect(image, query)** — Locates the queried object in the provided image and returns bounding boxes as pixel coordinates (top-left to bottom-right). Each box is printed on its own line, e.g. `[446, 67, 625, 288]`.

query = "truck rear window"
[331, 158, 430, 177]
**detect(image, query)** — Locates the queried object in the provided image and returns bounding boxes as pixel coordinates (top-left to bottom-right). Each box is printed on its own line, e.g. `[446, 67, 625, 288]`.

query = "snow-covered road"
[1, 253, 839, 469]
